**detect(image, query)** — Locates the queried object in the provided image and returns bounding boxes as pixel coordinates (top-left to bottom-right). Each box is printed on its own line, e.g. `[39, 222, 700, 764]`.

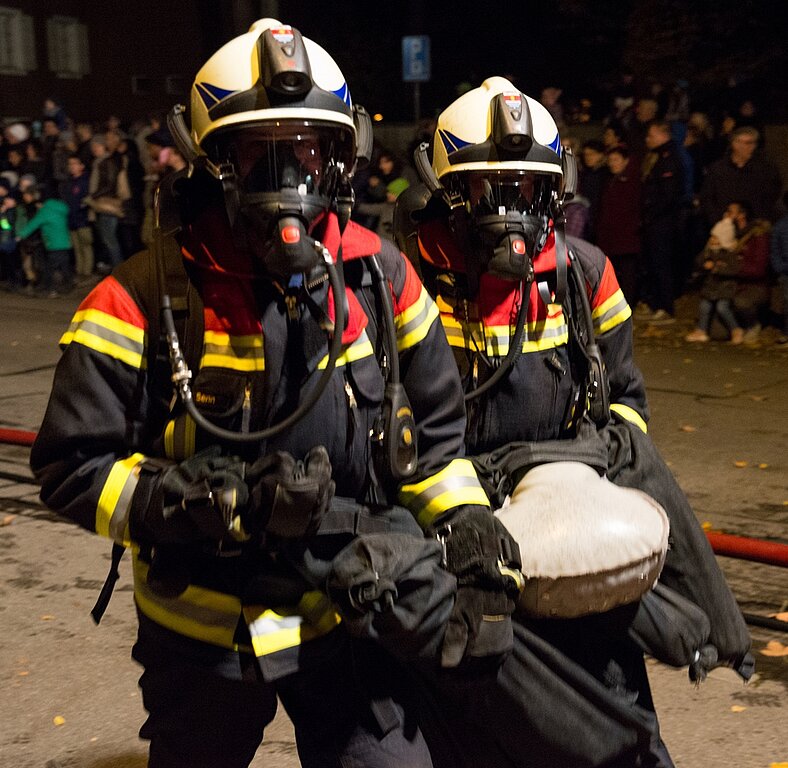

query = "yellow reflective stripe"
[441, 315, 569, 355]
[244, 591, 341, 657]
[60, 308, 146, 369]
[164, 419, 175, 458]
[395, 287, 440, 350]
[317, 330, 375, 369]
[399, 458, 490, 528]
[610, 403, 648, 434]
[163, 415, 196, 461]
[200, 330, 265, 372]
[95, 453, 144, 543]
[593, 289, 632, 334]
[133, 555, 247, 651]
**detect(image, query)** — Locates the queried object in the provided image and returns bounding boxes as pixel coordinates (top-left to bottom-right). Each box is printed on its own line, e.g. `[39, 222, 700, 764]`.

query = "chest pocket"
[155, 369, 253, 461]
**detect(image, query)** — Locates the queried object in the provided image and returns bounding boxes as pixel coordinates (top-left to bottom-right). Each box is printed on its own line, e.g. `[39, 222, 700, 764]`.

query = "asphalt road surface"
[1, 286, 786, 768]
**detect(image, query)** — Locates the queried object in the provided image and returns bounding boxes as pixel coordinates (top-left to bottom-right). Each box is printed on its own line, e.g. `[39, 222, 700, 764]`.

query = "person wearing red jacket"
[728, 199, 772, 342]
[597, 144, 642, 306]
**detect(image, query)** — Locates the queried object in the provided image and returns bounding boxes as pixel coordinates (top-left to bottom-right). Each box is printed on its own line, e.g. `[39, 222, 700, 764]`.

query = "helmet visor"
[446, 170, 556, 217]
[212, 121, 355, 196]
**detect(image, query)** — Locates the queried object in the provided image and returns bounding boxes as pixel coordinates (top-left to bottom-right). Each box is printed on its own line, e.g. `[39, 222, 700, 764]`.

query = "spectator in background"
[14, 178, 43, 291]
[699, 126, 782, 229]
[0, 176, 19, 287]
[61, 154, 94, 282]
[770, 192, 788, 344]
[665, 80, 690, 123]
[685, 214, 744, 344]
[684, 112, 715, 193]
[597, 144, 642, 306]
[42, 97, 69, 132]
[602, 120, 627, 152]
[639, 119, 685, 323]
[734, 99, 765, 143]
[3, 122, 31, 148]
[39, 117, 62, 196]
[729, 200, 772, 344]
[16, 184, 73, 297]
[710, 114, 738, 162]
[86, 132, 128, 273]
[5, 146, 27, 187]
[561, 187, 591, 241]
[74, 122, 95, 168]
[359, 148, 417, 237]
[669, 121, 696, 296]
[578, 139, 608, 243]
[608, 70, 635, 126]
[23, 140, 47, 184]
[626, 98, 659, 165]
[117, 134, 146, 258]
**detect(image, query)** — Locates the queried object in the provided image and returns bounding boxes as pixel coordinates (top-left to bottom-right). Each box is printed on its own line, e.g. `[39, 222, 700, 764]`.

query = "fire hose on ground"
[1, 425, 786, 631]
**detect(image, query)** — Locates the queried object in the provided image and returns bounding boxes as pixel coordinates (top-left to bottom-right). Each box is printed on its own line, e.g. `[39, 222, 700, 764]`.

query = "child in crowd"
[16, 186, 73, 297]
[686, 215, 744, 343]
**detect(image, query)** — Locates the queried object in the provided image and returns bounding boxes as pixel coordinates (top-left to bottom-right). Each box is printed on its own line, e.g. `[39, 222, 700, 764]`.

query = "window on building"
[46, 15, 89, 78]
[0, 6, 36, 75]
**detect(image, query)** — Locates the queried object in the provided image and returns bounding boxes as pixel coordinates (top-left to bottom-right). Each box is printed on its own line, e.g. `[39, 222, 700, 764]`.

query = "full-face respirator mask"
[443, 169, 559, 285]
[205, 121, 356, 278]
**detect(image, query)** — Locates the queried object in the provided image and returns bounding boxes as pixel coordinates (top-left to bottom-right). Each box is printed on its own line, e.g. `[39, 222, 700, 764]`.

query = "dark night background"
[241, 0, 788, 123]
[2, 0, 786, 126]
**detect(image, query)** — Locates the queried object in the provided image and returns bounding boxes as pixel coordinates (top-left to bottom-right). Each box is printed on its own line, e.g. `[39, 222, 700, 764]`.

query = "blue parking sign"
[402, 36, 431, 82]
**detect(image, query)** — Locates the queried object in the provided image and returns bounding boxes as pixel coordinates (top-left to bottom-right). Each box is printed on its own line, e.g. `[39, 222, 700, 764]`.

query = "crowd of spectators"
[1, 83, 785, 344]
[555, 80, 785, 344]
[0, 100, 181, 297]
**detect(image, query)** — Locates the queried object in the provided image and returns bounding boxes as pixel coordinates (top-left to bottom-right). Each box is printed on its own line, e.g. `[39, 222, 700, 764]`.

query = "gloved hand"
[129, 447, 249, 545]
[243, 446, 335, 540]
[430, 506, 524, 669]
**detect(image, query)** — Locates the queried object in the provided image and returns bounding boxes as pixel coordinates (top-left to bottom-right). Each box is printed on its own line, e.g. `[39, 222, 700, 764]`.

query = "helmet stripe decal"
[196, 81, 237, 109]
[438, 129, 472, 155]
[547, 133, 562, 156]
[331, 82, 351, 107]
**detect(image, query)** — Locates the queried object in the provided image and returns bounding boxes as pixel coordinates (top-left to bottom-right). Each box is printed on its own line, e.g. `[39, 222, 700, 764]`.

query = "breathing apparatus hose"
[161, 240, 347, 444]
[463, 278, 530, 402]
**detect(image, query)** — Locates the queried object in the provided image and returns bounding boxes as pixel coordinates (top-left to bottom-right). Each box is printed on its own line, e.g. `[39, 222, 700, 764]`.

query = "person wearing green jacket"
[17, 190, 73, 296]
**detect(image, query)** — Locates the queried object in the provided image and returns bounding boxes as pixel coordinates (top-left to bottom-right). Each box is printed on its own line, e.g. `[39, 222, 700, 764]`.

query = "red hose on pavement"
[0, 427, 37, 447]
[706, 531, 788, 568]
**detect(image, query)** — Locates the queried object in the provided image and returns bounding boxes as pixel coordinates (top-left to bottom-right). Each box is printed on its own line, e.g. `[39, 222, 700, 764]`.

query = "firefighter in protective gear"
[30, 22, 516, 768]
[393, 77, 751, 768]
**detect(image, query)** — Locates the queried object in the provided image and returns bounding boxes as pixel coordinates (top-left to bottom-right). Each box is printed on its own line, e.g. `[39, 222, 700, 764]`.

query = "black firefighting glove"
[129, 447, 249, 545]
[243, 446, 335, 541]
[431, 506, 524, 670]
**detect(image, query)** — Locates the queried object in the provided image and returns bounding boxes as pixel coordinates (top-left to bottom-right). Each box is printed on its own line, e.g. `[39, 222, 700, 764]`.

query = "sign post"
[402, 35, 431, 123]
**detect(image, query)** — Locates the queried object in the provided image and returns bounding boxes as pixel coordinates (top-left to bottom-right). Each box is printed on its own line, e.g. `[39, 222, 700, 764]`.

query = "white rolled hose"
[495, 461, 669, 618]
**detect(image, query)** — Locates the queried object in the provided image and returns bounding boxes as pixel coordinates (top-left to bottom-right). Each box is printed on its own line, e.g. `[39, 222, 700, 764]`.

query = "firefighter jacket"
[416, 218, 649, 455]
[30, 208, 488, 663]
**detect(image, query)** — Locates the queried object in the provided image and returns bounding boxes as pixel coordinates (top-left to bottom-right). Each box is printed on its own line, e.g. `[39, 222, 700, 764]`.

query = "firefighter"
[394, 77, 751, 768]
[30, 23, 522, 768]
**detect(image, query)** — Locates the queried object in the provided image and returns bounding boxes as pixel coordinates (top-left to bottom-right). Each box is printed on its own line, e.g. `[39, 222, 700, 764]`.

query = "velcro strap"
[443, 524, 501, 575]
